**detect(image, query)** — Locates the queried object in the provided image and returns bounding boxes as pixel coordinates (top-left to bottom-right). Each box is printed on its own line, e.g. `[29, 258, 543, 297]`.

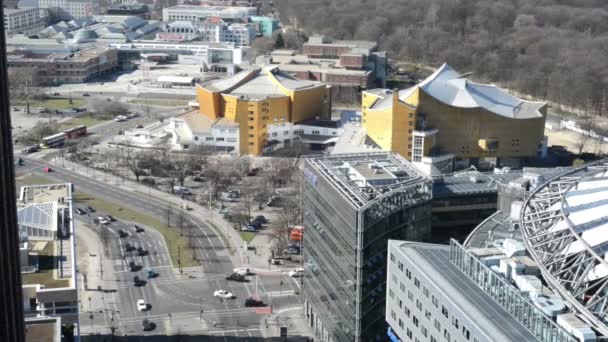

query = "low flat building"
[162, 5, 257, 23]
[249, 16, 278, 37]
[3, 7, 46, 36]
[25, 316, 62, 342]
[160, 18, 255, 46]
[7, 46, 118, 85]
[107, 2, 149, 18]
[18, 183, 79, 334]
[38, 0, 93, 20]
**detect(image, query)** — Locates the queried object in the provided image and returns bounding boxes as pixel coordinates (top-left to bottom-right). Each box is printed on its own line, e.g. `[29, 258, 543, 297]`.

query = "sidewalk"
[50, 157, 301, 274]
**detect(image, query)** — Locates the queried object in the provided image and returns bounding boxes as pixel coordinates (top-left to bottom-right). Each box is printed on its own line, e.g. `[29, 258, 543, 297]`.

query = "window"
[398, 318, 403, 329]
[205, 137, 214, 141]
[406, 328, 412, 339]
[452, 316, 459, 329]
[425, 309, 431, 320]
[249, 126, 254, 130]
[434, 319, 440, 332]
[249, 134, 254, 138]
[423, 287, 429, 298]
[249, 117, 254, 121]
[398, 261, 403, 271]
[272, 132, 278, 137]
[416, 299, 422, 311]
[444, 329, 451, 342]
[462, 326, 470, 340]
[408, 290, 413, 301]
[284, 131, 289, 136]
[421, 326, 428, 337]
[227, 138, 237, 142]
[311, 130, 320, 135]
[432, 295, 438, 308]
[405, 269, 411, 279]
[215, 137, 224, 141]
[389, 289, 394, 299]
[390, 253, 395, 262]
[412, 315, 418, 327]
[404, 306, 410, 317]
[390, 310, 396, 320]
[414, 277, 420, 288]
[442, 306, 449, 318]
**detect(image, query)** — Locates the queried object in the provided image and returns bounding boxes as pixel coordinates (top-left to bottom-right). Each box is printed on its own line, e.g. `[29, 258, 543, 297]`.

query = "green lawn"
[22, 241, 70, 289]
[128, 99, 189, 107]
[58, 113, 105, 130]
[73, 192, 199, 268]
[17, 174, 55, 185]
[16, 98, 87, 110]
[239, 231, 257, 243]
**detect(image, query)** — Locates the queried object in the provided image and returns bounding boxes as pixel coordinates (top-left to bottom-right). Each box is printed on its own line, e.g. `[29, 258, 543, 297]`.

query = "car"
[43, 167, 53, 173]
[118, 229, 128, 238]
[86, 206, 95, 213]
[135, 124, 144, 129]
[13, 107, 20, 111]
[67, 108, 78, 113]
[241, 225, 257, 232]
[142, 319, 155, 331]
[147, 269, 157, 279]
[133, 276, 145, 286]
[125, 243, 136, 252]
[133, 225, 145, 233]
[106, 215, 116, 222]
[22, 145, 39, 154]
[233, 267, 250, 276]
[213, 290, 234, 299]
[82, 93, 90, 97]
[245, 297, 265, 307]
[53, 92, 60, 96]
[226, 272, 246, 282]
[173, 186, 192, 195]
[288, 268, 304, 277]
[74, 208, 86, 215]
[137, 247, 147, 256]
[129, 261, 138, 271]
[248, 220, 262, 229]
[96, 217, 110, 225]
[113, 115, 127, 122]
[246, 168, 259, 176]
[136, 299, 147, 311]
[254, 215, 267, 223]
[38, 108, 49, 113]
[284, 247, 300, 255]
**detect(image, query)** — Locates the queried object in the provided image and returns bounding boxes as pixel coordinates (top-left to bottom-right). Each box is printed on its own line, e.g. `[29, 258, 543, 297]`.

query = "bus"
[64, 125, 87, 139]
[40, 133, 66, 149]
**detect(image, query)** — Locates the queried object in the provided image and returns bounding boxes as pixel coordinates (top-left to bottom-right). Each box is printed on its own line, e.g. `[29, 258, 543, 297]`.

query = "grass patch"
[17, 174, 55, 185]
[73, 192, 199, 267]
[58, 113, 105, 130]
[239, 231, 257, 243]
[16, 98, 87, 110]
[128, 99, 189, 107]
[22, 241, 70, 288]
[208, 222, 234, 255]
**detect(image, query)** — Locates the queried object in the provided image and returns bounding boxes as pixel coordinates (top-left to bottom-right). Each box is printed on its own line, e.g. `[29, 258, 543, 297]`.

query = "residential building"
[221, 23, 255, 46]
[7, 46, 118, 85]
[160, 18, 255, 46]
[18, 184, 80, 331]
[162, 5, 256, 23]
[167, 109, 240, 152]
[38, 0, 94, 20]
[196, 66, 331, 155]
[386, 160, 608, 342]
[107, 2, 149, 18]
[302, 152, 432, 342]
[3, 7, 45, 35]
[362, 63, 548, 175]
[0, 8, 26, 341]
[249, 15, 278, 37]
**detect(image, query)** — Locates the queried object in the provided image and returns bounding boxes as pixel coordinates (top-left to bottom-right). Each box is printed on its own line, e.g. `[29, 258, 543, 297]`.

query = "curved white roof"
[417, 63, 545, 119]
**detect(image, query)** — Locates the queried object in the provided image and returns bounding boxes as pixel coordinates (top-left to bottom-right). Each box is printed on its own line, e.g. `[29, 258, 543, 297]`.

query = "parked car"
[137, 247, 147, 256]
[233, 267, 250, 276]
[254, 215, 267, 223]
[241, 225, 257, 232]
[136, 299, 147, 311]
[142, 319, 154, 331]
[133, 276, 144, 287]
[113, 115, 127, 122]
[133, 225, 144, 233]
[125, 243, 135, 252]
[246, 168, 259, 176]
[118, 229, 128, 238]
[135, 124, 144, 129]
[96, 217, 110, 225]
[22, 145, 40, 154]
[147, 269, 157, 279]
[82, 93, 90, 97]
[289, 268, 304, 277]
[86, 206, 95, 213]
[74, 208, 85, 215]
[226, 273, 246, 282]
[43, 167, 53, 173]
[245, 297, 265, 307]
[248, 220, 262, 229]
[284, 247, 300, 255]
[129, 261, 138, 271]
[213, 290, 234, 299]
[173, 186, 192, 195]
[106, 215, 116, 222]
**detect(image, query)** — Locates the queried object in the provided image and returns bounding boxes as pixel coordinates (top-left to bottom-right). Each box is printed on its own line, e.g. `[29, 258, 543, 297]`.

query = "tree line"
[275, 0, 608, 117]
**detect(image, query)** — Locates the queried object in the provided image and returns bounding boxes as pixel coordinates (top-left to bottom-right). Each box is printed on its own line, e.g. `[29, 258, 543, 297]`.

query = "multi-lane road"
[16, 157, 303, 341]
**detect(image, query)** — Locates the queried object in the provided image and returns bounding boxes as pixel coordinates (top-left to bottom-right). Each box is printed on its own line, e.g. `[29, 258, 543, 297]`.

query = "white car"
[113, 115, 127, 122]
[96, 217, 110, 225]
[136, 299, 147, 311]
[233, 267, 249, 276]
[288, 268, 304, 277]
[213, 290, 234, 299]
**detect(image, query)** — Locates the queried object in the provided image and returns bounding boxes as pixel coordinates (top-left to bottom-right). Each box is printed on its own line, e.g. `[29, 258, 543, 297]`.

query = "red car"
[43, 167, 53, 173]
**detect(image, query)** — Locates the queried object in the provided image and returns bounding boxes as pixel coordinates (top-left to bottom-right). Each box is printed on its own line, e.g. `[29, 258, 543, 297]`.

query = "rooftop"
[19, 184, 72, 208]
[391, 240, 543, 342]
[25, 317, 61, 342]
[306, 152, 428, 208]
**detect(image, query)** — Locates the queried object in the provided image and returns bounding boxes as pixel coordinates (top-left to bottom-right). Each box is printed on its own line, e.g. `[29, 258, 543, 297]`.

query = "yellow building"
[197, 66, 331, 155]
[362, 63, 547, 174]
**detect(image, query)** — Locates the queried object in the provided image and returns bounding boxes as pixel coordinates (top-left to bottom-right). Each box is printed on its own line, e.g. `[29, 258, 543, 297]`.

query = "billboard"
[156, 33, 185, 42]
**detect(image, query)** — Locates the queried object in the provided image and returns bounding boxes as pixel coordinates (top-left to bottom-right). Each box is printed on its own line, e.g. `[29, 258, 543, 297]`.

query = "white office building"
[162, 5, 256, 23]
[3, 7, 45, 35]
[38, 0, 93, 20]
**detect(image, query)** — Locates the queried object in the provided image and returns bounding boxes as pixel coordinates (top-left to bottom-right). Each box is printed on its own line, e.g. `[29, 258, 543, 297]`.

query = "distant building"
[362, 63, 548, 175]
[249, 16, 278, 37]
[7, 46, 118, 85]
[3, 7, 46, 35]
[25, 316, 62, 342]
[107, 2, 148, 18]
[37, 0, 94, 20]
[302, 152, 432, 342]
[18, 184, 80, 333]
[196, 66, 331, 155]
[161, 18, 255, 46]
[162, 5, 256, 23]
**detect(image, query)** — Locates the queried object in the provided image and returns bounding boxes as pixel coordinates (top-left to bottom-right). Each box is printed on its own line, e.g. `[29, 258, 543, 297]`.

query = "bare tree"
[87, 97, 129, 119]
[575, 115, 594, 155]
[262, 159, 296, 192]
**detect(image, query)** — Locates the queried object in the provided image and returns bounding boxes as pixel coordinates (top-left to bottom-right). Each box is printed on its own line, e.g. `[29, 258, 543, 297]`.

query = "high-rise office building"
[0, 5, 26, 342]
[302, 152, 432, 342]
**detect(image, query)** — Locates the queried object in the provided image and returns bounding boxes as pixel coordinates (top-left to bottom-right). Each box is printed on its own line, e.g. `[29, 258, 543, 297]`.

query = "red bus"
[64, 125, 87, 139]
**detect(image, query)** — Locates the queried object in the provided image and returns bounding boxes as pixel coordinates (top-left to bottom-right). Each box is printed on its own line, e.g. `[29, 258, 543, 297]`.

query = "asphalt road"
[16, 158, 303, 341]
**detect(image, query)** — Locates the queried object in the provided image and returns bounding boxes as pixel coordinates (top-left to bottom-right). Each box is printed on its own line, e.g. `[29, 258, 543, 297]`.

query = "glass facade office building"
[302, 152, 432, 342]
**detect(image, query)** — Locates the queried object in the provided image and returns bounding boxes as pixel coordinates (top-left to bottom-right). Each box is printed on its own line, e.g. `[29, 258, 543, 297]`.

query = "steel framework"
[521, 159, 608, 336]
